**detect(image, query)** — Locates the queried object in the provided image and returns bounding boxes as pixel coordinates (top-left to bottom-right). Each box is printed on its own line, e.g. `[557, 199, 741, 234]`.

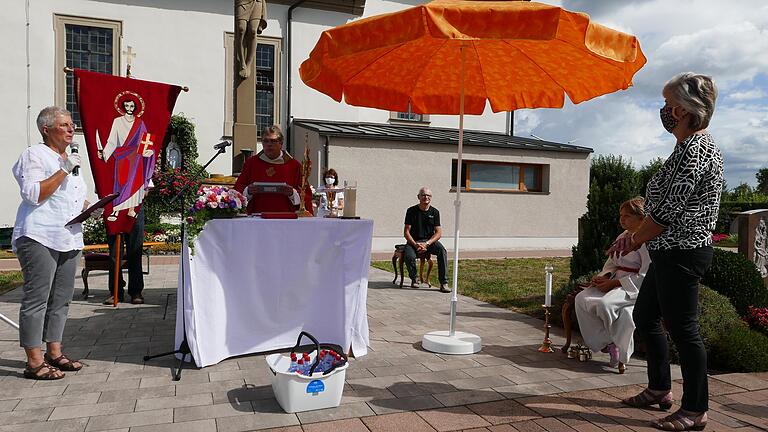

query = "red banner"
[75, 69, 182, 235]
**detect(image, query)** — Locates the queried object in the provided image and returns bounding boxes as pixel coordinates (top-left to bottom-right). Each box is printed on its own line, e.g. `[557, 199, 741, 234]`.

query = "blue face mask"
[659, 105, 678, 133]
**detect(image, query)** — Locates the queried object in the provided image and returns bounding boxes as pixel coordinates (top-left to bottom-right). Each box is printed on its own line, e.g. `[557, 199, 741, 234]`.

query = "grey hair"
[262, 125, 284, 141]
[418, 186, 432, 196]
[36, 106, 71, 139]
[664, 72, 718, 130]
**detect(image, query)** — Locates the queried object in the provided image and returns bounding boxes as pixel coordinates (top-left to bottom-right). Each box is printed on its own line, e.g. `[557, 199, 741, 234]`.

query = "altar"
[174, 217, 373, 367]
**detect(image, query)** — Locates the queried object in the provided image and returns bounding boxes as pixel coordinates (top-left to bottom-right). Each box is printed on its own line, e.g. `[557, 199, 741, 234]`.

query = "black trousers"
[633, 246, 713, 412]
[404, 240, 448, 285]
[107, 206, 145, 299]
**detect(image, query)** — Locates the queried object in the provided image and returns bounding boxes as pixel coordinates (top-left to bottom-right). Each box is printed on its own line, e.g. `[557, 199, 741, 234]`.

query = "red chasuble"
[234, 151, 312, 214]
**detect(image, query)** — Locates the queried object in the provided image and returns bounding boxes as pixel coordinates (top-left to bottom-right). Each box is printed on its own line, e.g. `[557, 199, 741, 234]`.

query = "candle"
[544, 264, 553, 307]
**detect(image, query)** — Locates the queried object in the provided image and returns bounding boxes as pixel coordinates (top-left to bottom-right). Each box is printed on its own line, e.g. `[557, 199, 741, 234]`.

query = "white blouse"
[12, 144, 87, 253]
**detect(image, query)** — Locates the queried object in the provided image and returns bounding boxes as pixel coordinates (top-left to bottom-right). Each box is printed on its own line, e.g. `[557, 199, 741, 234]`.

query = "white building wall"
[2, 0, 517, 227]
[322, 137, 590, 252]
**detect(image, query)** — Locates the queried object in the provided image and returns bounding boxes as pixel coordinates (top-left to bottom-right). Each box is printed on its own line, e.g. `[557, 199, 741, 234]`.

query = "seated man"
[403, 187, 449, 292]
[233, 125, 311, 214]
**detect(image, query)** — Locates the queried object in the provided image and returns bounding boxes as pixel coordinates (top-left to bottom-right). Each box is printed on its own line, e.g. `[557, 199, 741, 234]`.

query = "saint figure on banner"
[99, 92, 155, 221]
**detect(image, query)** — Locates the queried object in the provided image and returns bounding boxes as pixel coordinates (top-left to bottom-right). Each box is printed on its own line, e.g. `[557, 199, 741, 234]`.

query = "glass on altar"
[342, 181, 356, 218]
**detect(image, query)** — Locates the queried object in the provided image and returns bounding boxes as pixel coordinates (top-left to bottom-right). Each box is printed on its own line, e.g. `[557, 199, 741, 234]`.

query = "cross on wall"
[122, 46, 136, 77]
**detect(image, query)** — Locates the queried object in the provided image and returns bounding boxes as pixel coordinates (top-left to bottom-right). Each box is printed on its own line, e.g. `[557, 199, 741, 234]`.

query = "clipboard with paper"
[65, 193, 119, 226]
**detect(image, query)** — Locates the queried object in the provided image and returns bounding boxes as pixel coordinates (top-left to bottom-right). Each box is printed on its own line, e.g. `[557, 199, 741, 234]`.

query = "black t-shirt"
[404, 205, 441, 241]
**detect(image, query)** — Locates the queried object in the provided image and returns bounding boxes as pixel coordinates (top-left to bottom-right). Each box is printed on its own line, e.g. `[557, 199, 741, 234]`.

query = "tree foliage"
[570, 155, 639, 280]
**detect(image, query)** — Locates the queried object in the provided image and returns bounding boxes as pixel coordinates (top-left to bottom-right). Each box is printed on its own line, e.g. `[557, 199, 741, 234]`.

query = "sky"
[513, 0, 768, 188]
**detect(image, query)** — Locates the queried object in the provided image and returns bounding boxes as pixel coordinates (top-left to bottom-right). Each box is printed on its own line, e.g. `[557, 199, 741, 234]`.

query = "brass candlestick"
[538, 305, 554, 353]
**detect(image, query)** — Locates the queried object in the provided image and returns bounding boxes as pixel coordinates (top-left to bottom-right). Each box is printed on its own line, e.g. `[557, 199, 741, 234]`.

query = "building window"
[452, 160, 546, 192]
[224, 33, 281, 138]
[390, 101, 430, 124]
[55, 15, 122, 128]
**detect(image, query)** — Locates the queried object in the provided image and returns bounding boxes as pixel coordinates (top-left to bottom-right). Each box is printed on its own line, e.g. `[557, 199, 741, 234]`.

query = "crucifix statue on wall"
[233, 0, 268, 174]
[235, 0, 267, 79]
[122, 45, 136, 77]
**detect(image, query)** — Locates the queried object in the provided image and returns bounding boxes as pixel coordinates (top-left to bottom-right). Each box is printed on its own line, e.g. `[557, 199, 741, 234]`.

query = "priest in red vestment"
[234, 125, 312, 214]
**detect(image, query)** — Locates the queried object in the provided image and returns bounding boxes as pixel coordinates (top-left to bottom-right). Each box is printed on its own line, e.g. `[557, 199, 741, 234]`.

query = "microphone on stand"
[70, 142, 80, 176]
[213, 140, 232, 150]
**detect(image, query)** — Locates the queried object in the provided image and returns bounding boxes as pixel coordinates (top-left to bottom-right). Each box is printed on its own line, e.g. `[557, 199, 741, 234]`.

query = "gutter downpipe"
[286, 0, 308, 154]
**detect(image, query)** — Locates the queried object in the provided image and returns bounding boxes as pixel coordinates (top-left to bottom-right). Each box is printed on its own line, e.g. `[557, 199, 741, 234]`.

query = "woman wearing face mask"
[610, 73, 722, 431]
[317, 168, 344, 217]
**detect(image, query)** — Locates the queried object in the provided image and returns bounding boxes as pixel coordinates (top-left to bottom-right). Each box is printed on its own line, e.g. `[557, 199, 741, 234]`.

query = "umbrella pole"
[422, 42, 481, 355]
[449, 43, 466, 337]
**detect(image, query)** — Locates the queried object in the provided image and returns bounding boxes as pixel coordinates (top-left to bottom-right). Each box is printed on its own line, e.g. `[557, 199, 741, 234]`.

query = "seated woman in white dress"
[575, 197, 650, 374]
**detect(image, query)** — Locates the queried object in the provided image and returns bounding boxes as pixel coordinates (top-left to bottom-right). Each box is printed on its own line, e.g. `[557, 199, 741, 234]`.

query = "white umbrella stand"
[422, 43, 482, 355]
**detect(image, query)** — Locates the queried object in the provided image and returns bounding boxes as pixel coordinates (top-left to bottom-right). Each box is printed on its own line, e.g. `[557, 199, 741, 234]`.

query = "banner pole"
[113, 235, 121, 307]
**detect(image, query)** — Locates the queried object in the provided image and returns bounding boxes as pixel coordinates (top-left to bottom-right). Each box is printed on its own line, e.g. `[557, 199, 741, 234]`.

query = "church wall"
[324, 137, 590, 252]
[2, 0, 534, 229]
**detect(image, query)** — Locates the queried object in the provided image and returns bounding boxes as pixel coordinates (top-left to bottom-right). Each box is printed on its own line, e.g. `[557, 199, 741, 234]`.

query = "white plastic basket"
[266, 332, 349, 413]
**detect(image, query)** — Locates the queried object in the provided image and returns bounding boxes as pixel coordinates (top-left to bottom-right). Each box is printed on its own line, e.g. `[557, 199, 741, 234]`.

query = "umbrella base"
[422, 330, 482, 355]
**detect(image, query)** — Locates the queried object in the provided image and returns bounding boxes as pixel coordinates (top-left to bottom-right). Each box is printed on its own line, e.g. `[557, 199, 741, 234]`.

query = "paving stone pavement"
[1, 264, 767, 431]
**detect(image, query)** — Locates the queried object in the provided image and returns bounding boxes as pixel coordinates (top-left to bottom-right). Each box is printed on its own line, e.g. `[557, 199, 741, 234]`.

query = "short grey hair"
[418, 186, 432, 196]
[262, 125, 284, 141]
[664, 72, 718, 130]
[36, 106, 71, 139]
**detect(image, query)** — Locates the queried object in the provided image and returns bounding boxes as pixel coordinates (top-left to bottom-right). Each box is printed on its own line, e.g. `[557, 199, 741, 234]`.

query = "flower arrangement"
[185, 186, 247, 247]
[746, 306, 768, 335]
[712, 233, 729, 243]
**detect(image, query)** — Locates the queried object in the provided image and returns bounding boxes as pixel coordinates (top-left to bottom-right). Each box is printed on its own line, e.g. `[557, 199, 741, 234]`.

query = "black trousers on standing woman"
[632, 246, 713, 413]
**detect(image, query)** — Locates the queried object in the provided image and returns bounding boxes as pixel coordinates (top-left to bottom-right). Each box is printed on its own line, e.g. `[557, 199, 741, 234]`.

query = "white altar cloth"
[174, 217, 373, 367]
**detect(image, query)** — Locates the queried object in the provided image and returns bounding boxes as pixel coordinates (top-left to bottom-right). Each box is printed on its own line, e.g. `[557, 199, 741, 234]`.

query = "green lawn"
[0, 271, 23, 296]
[371, 257, 571, 318]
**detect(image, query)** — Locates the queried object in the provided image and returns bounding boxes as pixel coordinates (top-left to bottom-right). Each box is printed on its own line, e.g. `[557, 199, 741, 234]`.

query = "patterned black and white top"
[645, 132, 723, 250]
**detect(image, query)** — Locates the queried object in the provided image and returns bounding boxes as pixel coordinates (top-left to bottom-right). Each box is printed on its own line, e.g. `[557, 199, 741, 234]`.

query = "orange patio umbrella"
[300, 0, 646, 354]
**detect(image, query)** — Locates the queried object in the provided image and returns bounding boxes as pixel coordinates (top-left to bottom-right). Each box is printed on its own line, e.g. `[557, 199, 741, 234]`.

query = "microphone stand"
[143, 144, 228, 381]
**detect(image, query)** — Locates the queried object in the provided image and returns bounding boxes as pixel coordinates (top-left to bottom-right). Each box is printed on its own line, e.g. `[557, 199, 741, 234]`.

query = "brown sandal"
[651, 410, 707, 431]
[622, 388, 673, 410]
[23, 362, 65, 380]
[44, 353, 83, 372]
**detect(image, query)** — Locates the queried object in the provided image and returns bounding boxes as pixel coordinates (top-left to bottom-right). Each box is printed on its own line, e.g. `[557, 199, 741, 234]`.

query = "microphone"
[70, 142, 80, 176]
[213, 140, 232, 150]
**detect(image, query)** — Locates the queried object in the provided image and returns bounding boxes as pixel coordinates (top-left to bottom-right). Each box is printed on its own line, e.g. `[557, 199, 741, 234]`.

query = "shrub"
[698, 285, 743, 352]
[82, 215, 107, 245]
[709, 324, 768, 372]
[745, 306, 768, 335]
[570, 155, 639, 280]
[701, 248, 768, 315]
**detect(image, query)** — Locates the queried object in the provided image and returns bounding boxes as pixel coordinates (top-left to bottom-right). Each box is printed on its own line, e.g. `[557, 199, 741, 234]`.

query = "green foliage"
[757, 168, 768, 195]
[709, 323, 768, 372]
[701, 249, 768, 316]
[82, 215, 107, 245]
[698, 285, 743, 351]
[168, 114, 200, 168]
[0, 271, 23, 295]
[144, 114, 208, 226]
[570, 155, 639, 280]
[716, 201, 768, 233]
[695, 285, 768, 372]
[637, 157, 664, 197]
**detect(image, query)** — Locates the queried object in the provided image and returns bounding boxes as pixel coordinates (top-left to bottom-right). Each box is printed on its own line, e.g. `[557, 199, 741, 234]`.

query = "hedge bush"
[701, 248, 768, 316]
[709, 323, 768, 372]
[666, 286, 768, 372]
[570, 156, 638, 280]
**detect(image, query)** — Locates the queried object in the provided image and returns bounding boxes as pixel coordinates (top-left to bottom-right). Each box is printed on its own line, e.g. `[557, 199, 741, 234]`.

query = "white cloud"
[517, 0, 768, 187]
[728, 89, 767, 101]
